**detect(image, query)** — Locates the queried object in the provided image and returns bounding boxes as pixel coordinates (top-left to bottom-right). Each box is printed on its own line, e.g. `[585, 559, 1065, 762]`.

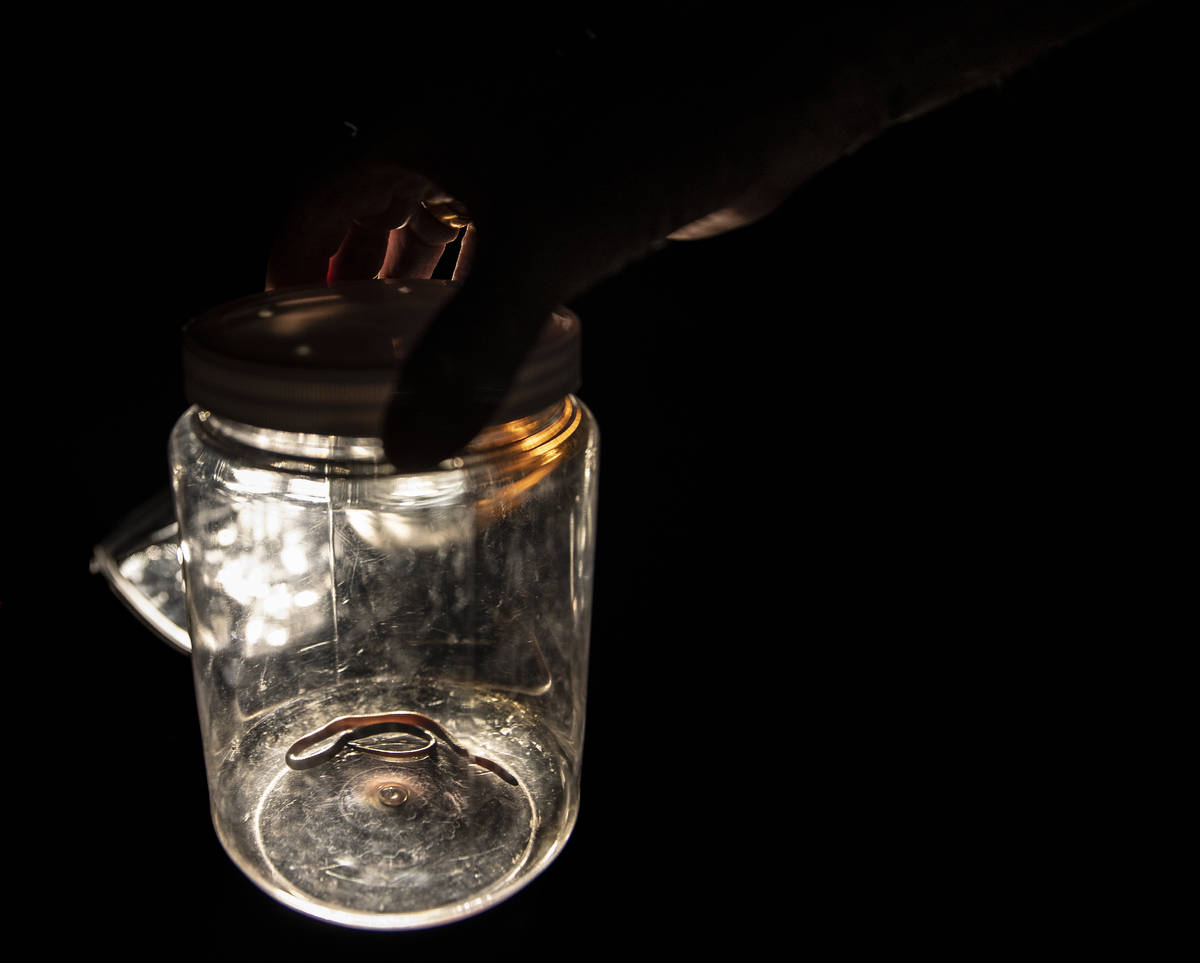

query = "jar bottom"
[207, 680, 577, 929]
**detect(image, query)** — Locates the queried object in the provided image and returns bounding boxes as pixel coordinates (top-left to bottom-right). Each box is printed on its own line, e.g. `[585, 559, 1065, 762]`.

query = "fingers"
[273, 170, 465, 288]
[451, 223, 478, 281]
[265, 195, 355, 289]
[325, 221, 394, 283]
[267, 166, 431, 288]
[378, 202, 462, 281]
[326, 190, 424, 283]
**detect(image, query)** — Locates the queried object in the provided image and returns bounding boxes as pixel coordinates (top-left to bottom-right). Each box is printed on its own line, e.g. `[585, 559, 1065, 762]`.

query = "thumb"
[381, 239, 559, 472]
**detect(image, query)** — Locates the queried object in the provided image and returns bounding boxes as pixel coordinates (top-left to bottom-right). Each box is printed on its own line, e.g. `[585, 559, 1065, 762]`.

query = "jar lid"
[182, 280, 581, 436]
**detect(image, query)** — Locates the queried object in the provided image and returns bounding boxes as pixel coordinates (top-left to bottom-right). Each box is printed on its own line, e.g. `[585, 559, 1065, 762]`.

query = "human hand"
[262, 4, 1135, 472]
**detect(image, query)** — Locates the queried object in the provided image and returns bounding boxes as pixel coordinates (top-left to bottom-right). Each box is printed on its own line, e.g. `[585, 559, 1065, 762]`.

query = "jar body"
[169, 396, 598, 929]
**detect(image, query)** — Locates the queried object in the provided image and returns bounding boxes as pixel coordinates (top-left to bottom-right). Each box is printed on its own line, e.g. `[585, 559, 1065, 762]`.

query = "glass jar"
[166, 279, 598, 928]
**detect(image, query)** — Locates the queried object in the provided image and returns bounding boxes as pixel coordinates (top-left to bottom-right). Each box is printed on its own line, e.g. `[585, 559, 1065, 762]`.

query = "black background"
[21, 3, 1180, 952]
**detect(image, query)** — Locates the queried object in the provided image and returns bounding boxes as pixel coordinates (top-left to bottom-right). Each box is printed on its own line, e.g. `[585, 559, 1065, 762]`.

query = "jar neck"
[196, 397, 577, 471]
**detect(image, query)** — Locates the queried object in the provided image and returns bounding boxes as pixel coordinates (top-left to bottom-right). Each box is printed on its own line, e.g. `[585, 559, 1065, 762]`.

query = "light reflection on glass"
[197, 495, 334, 656]
[288, 477, 329, 501]
[281, 542, 308, 575]
[344, 507, 470, 552]
[293, 590, 320, 608]
[230, 467, 278, 495]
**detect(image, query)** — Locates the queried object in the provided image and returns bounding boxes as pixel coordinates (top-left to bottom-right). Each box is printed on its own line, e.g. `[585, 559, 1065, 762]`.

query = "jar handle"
[91, 490, 192, 655]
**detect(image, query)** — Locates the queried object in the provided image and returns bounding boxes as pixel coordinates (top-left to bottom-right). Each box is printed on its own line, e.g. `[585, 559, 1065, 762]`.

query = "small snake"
[285, 710, 518, 786]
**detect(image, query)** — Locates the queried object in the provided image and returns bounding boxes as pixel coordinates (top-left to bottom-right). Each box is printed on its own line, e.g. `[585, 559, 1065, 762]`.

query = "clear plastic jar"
[167, 280, 598, 928]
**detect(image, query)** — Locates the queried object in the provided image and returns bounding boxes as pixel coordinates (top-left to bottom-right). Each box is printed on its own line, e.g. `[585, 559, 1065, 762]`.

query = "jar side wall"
[170, 397, 598, 797]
